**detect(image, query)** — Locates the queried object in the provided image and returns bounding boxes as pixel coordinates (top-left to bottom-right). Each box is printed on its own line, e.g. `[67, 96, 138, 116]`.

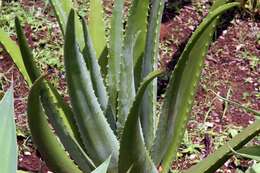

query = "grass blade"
[15, 16, 83, 145]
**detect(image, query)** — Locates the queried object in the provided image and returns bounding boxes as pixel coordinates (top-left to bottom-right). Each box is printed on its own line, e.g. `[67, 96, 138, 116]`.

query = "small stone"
[24, 151, 31, 156]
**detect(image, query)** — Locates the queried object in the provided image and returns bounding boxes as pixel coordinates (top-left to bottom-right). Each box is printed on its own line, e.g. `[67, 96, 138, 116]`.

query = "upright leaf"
[15, 16, 82, 141]
[126, 0, 149, 66]
[81, 17, 108, 112]
[88, 0, 107, 60]
[152, 2, 240, 172]
[15, 17, 90, 169]
[107, 0, 124, 115]
[0, 88, 17, 173]
[49, 0, 85, 50]
[0, 29, 31, 85]
[64, 10, 119, 171]
[141, 0, 165, 149]
[117, 0, 150, 128]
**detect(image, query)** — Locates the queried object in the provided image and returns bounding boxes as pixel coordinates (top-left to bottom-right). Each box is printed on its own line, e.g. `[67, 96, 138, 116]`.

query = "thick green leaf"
[15, 17, 82, 142]
[152, 2, 240, 172]
[64, 10, 119, 172]
[15, 17, 91, 170]
[41, 81, 96, 172]
[140, 0, 165, 149]
[0, 29, 31, 85]
[81, 17, 116, 132]
[184, 120, 260, 173]
[126, 0, 149, 67]
[117, 31, 139, 131]
[81, 17, 108, 112]
[91, 156, 111, 173]
[107, 0, 124, 115]
[49, 0, 85, 50]
[15, 17, 41, 82]
[27, 77, 82, 173]
[117, 0, 150, 129]
[119, 70, 163, 173]
[88, 0, 107, 60]
[0, 88, 17, 173]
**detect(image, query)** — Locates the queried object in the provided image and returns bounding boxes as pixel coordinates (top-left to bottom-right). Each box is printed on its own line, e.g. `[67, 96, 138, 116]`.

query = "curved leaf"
[27, 76, 82, 173]
[15, 17, 82, 142]
[152, 2, 240, 172]
[119, 70, 163, 173]
[91, 155, 111, 173]
[15, 17, 90, 169]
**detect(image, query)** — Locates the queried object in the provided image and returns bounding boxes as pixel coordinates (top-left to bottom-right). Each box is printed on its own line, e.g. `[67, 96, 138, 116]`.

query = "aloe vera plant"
[1, 0, 260, 173]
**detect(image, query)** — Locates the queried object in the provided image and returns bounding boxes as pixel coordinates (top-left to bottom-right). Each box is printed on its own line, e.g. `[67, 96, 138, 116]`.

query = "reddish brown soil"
[0, 1, 259, 173]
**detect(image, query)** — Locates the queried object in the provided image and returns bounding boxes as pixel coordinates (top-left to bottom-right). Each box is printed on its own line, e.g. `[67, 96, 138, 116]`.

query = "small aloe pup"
[8, 0, 260, 173]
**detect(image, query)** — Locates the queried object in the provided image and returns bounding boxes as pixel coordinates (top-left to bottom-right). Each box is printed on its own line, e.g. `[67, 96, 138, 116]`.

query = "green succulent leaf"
[49, 0, 85, 50]
[140, 0, 165, 150]
[91, 155, 111, 173]
[27, 76, 82, 173]
[107, 0, 124, 115]
[117, 0, 150, 129]
[15, 17, 92, 171]
[152, 2, 240, 172]
[41, 81, 96, 172]
[88, 0, 107, 60]
[117, 31, 139, 131]
[126, 0, 149, 67]
[15, 18, 41, 82]
[119, 70, 163, 173]
[0, 88, 17, 173]
[64, 10, 119, 171]
[81, 17, 108, 112]
[0, 29, 31, 85]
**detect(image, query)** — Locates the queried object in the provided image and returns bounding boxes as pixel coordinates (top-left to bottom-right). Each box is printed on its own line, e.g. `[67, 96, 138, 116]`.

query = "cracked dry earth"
[0, 1, 259, 172]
